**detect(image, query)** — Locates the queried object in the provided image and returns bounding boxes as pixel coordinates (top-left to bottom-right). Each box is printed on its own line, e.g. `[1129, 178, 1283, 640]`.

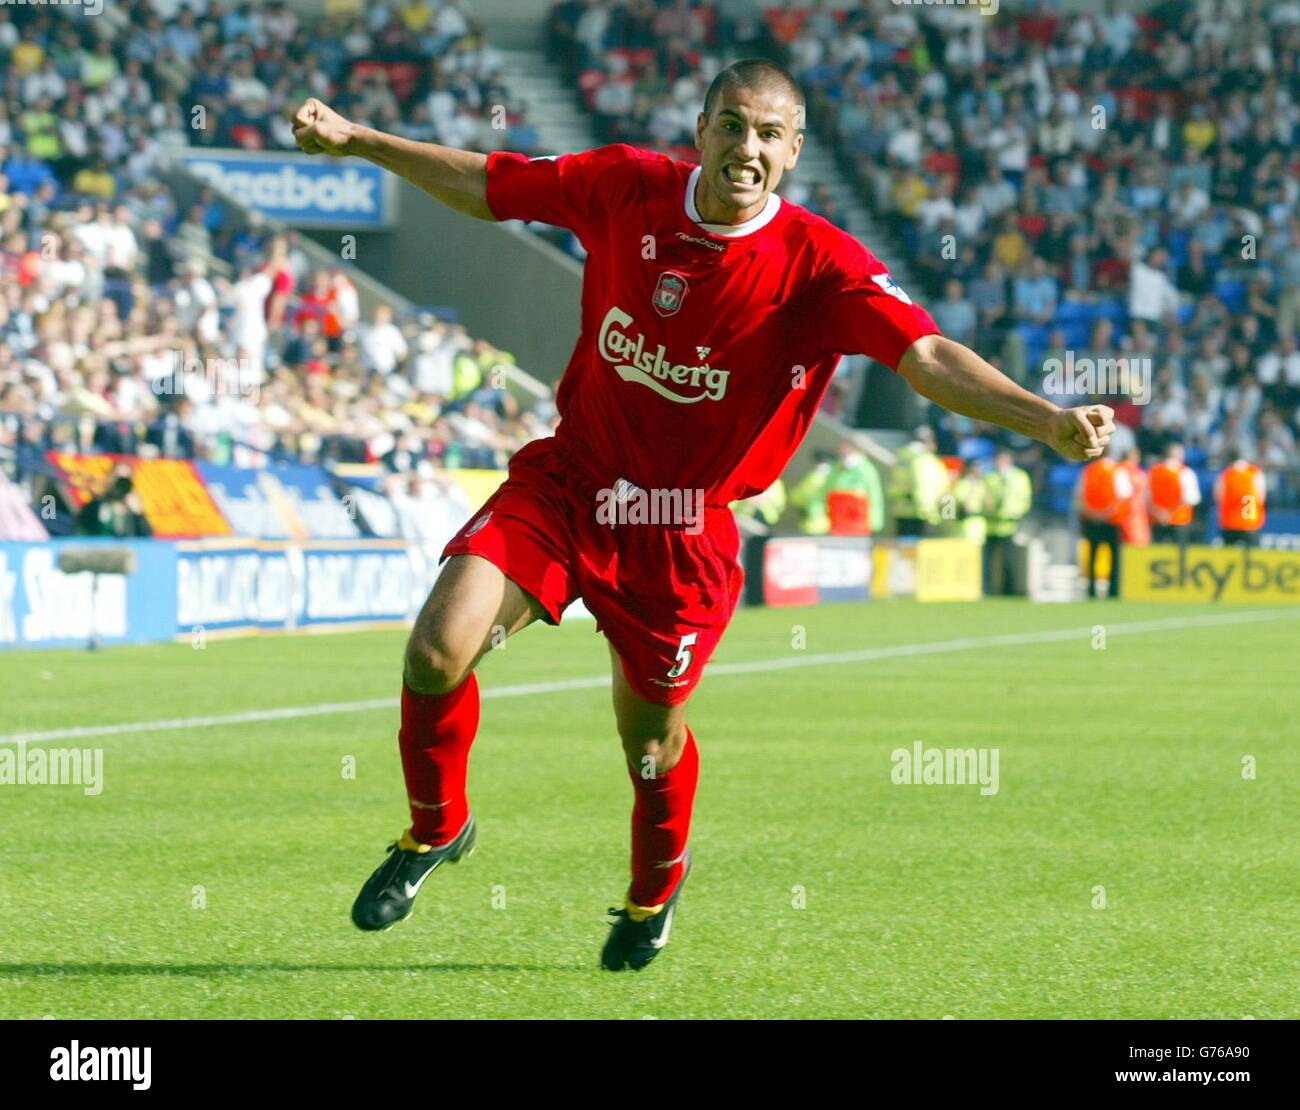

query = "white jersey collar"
[685, 164, 781, 237]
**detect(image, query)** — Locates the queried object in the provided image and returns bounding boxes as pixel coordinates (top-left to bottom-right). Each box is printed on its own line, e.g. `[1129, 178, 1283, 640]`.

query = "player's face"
[694, 84, 802, 224]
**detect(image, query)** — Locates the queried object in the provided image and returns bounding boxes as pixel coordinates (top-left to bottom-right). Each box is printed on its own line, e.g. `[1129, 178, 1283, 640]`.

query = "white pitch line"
[3, 607, 1296, 745]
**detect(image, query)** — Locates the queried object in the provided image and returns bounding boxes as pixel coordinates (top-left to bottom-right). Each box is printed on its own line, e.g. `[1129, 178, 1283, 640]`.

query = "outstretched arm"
[291, 98, 496, 222]
[897, 334, 1115, 462]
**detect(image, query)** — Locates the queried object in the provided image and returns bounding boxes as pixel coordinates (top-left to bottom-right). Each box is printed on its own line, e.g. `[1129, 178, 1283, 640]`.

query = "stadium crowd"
[1, 0, 536, 161]
[3, 0, 1298, 539]
[0, 0, 558, 523]
[548, 0, 1300, 510]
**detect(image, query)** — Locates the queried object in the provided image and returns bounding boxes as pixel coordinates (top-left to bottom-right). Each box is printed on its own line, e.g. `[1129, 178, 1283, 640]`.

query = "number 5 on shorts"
[666, 632, 698, 680]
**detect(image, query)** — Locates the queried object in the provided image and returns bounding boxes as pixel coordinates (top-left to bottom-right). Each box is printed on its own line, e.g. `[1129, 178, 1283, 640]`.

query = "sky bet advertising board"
[1122, 544, 1300, 603]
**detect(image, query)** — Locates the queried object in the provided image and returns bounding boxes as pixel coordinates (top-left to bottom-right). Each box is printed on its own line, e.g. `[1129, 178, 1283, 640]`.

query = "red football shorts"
[441, 436, 744, 706]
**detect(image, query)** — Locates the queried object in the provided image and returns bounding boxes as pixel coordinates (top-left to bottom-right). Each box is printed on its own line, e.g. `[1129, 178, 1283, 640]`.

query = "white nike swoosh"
[403, 867, 437, 900]
[651, 904, 675, 949]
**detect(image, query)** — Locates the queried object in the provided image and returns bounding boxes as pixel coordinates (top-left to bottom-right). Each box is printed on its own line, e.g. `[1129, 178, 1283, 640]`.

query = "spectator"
[1129, 246, 1180, 331]
[931, 279, 977, 347]
[359, 303, 409, 376]
[76, 462, 152, 537]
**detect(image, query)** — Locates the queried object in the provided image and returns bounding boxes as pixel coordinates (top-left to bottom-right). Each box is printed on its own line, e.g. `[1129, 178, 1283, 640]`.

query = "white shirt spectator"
[954, 200, 985, 240]
[1157, 397, 1190, 434]
[1129, 259, 1180, 324]
[923, 107, 954, 147]
[1184, 401, 1217, 449]
[991, 121, 1029, 172]
[413, 335, 455, 396]
[1100, 7, 1139, 55]
[789, 31, 823, 74]
[98, 116, 130, 164]
[59, 117, 90, 161]
[944, 26, 985, 71]
[24, 66, 66, 103]
[44, 255, 86, 300]
[594, 77, 635, 117]
[435, 2, 471, 40]
[1273, 0, 1300, 24]
[1209, 425, 1257, 465]
[230, 270, 272, 367]
[829, 34, 870, 68]
[142, 346, 185, 393]
[977, 177, 1017, 220]
[886, 120, 922, 167]
[104, 221, 139, 272]
[878, 7, 919, 44]
[1169, 184, 1209, 227]
[1259, 421, 1296, 467]
[332, 276, 360, 330]
[112, 370, 151, 416]
[150, 0, 210, 18]
[75, 218, 111, 266]
[918, 193, 956, 233]
[1222, 379, 1263, 425]
[228, 72, 270, 114]
[359, 319, 409, 376]
[263, 4, 298, 41]
[576, 4, 610, 58]
[1257, 346, 1300, 386]
[176, 276, 221, 345]
[426, 87, 457, 131]
[440, 109, 478, 150]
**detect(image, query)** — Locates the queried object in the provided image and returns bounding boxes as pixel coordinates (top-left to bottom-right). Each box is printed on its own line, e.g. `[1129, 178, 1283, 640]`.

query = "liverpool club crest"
[652, 271, 688, 317]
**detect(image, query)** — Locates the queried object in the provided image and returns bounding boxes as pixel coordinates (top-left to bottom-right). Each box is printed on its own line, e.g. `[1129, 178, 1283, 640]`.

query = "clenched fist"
[1047, 404, 1116, 461]
[291, 98, 354, 157]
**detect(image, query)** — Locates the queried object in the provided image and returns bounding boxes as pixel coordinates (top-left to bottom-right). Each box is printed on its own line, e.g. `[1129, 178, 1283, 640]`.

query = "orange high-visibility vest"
[1217, 462, 1266, 531]
[826, 489, 870, 535]
[1081, 459, 1125, 522]
[1117, 462, 1150, 545]
[1150, 461, 1193, 526]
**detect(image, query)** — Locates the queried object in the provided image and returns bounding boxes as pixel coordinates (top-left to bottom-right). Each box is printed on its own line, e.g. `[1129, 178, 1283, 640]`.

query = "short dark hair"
[702, 59, 804, 126]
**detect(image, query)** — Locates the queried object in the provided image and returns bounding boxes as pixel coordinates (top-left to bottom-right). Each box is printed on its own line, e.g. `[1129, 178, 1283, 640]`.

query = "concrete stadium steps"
[492, 46, 915, 292]
[495, 48, 600, 157]
[785, 135, 916, 288]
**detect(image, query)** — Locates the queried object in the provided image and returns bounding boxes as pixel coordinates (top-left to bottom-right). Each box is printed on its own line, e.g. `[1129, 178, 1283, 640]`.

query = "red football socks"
[399, 673, 698, 900]
[626, 728, 699, 907]
[397, 674, 480, 847]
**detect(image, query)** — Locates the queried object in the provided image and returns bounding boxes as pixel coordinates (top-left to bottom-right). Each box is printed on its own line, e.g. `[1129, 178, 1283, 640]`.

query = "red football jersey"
[485, 144, 940, 503]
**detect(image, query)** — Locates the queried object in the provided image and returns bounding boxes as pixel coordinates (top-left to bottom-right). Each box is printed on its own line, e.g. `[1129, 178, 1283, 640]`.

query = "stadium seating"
[0, 0, 559, 522]
[543, 0, 1300, 507]
[2, 0, 1298, 520]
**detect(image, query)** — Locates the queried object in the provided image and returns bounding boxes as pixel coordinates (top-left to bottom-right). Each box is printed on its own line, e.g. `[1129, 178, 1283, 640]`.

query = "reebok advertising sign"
[180, 150, 398, 229]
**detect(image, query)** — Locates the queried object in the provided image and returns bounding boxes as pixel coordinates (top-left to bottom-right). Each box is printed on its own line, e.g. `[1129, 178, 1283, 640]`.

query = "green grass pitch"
[1, 599, 1296, 1019]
